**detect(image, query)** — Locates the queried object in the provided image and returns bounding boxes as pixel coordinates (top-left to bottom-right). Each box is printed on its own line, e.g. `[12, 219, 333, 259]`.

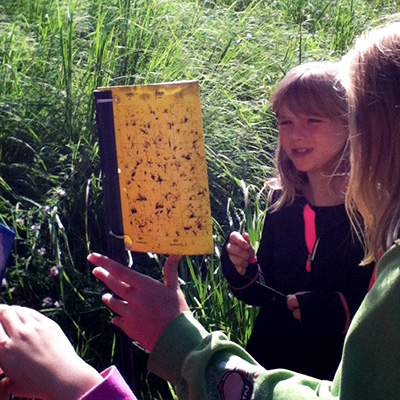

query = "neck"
[305, 173, 347, 207]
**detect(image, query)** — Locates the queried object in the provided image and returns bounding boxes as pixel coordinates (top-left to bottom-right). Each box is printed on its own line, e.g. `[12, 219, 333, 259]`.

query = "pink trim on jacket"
[336, 292, 351, 333]
[303, 204, 317, 272]
[79, 366, 138, 400]
[368, 264, 377, 291]
[368, 250, 382, 291]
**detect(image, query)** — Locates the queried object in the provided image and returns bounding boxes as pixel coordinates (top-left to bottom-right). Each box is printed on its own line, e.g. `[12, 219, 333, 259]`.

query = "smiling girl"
[221, 61, 374, 379]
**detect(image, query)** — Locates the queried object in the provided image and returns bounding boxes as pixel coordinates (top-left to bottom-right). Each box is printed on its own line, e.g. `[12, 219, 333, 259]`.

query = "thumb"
[163, 255, 183, 289]
[242, 232, 257, 264]
[0, 377, 10, 400]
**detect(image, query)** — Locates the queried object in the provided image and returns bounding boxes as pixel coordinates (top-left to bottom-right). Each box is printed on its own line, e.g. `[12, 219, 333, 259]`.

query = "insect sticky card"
[96, 81, 213, 255]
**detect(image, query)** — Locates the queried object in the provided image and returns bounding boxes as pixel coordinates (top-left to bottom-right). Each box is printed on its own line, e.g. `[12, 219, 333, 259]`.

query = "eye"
[278, 120, 292, 126]
[307, 118, 323, 124]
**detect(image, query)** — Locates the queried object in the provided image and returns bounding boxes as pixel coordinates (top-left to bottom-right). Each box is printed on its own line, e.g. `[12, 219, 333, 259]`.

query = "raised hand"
[0, 305, 103, 400]
[89, 253, 189, 352]
[226, 232, 257, 275]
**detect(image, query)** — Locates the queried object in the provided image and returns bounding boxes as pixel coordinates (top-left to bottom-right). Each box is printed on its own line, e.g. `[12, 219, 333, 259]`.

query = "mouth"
[292, 148, 313, 155]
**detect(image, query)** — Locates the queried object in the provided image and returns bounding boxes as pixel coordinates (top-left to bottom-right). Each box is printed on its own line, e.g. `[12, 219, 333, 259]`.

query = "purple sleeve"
[79, 366, 138, 400]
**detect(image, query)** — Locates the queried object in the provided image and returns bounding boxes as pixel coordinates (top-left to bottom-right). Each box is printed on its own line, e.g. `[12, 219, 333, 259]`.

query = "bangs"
[271, 61, 348, 122]
[283, 90, 332, 118]
[274, 80, 346, 120]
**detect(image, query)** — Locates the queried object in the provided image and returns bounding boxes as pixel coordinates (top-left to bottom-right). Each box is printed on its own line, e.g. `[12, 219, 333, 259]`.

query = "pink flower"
[50, 266, 59, 277]
[54, 300, 63, 308]
[53, 188, 66, 197]
[43, 297, 53, 307]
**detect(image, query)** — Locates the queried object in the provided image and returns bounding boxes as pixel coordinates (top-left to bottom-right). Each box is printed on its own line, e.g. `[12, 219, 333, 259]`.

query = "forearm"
[148, 312, 339, 399]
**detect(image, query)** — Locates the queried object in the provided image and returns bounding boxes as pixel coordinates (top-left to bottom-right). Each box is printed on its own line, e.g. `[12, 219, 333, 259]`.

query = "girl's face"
[278, 104, 347, 180]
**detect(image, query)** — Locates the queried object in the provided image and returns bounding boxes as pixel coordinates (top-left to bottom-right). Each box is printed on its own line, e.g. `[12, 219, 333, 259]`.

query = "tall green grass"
[0, 0, 398, 398]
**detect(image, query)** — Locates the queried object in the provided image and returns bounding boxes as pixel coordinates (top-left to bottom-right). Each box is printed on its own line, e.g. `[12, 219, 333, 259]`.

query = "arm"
[149, 312, 338, 399]
[289, 292, 348, 333]
[288, 246, 374, 333]
[220, 232, 262, 302]
[90, 253, 340, 400]
[221, 221, 278, 306]
[0, 305, 103, 400]
[221, 232, 258, 275]
[0, 305, 138, 400]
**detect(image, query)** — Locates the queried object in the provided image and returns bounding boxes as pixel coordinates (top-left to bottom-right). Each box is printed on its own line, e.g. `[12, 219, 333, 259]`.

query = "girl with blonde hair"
[220, 61, 373, 379]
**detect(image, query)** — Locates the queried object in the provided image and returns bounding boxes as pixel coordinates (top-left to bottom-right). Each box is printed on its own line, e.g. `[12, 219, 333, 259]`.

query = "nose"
[289, 124, 307, 140]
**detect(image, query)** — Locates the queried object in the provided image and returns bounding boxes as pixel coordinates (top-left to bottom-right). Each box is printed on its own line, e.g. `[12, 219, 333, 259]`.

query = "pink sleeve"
[79, 366, 138, 400]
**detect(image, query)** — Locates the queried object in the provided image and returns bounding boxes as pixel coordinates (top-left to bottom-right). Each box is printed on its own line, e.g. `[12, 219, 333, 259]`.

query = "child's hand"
[287, 295, 301, 321]
[0, 305, 103, 400]
[226, 232, 257, 275]
[90, 253, 190, 352]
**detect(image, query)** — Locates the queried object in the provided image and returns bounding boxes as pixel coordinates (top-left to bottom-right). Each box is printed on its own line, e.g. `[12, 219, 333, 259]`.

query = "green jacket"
[149, 242, 400, 399]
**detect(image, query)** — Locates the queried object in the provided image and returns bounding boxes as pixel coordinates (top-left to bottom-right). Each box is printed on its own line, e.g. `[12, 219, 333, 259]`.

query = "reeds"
[0, 0, 396, 397]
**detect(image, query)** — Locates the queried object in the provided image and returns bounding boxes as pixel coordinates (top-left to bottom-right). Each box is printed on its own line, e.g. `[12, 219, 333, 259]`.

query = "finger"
[241, 233, 258, 263]
[226, 242, 254, 262]
[287, 295, 299, 311]
[110, 316, 125, 332]
[0, 306, 25, 338]
[227, 236, 256, 263]
[163, 255, 183, 289]
[235, 264, 248, 275]
[229, 232, 252, 250]
[0, 320, 8, 344]
[0, 377, 10, 400]
[101, 293, 129, 317]
[89, 253, 151, 290]
[21, 307, 47, 324]
[226, 244, 251, 267]
[93, 267, 136, 301]
[293, 309, 301, 321]
[226, 254, 249, 275]
[8, 305, 43, 326]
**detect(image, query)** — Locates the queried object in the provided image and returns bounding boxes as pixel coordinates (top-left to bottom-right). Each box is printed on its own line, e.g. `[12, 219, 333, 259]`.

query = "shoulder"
[267, 189, 282, 206]
[265, 192, 306, 225]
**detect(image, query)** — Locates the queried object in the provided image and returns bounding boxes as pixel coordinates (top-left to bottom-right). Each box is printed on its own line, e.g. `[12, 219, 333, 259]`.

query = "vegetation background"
[0, 0, 398, 398]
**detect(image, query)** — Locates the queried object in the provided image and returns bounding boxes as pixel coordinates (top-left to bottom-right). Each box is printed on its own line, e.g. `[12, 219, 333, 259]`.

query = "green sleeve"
[148, 312, 339, 400]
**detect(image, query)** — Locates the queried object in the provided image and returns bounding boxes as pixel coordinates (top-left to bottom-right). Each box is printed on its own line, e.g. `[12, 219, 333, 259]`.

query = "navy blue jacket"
[221, 193, 374, 379]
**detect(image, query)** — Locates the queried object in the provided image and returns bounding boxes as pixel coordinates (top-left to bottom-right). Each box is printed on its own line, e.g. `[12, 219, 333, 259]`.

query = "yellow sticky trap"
[101, 81, 213, 255]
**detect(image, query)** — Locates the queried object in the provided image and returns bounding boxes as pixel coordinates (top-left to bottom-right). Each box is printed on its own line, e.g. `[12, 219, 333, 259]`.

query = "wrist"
[46, 362, 104, 400]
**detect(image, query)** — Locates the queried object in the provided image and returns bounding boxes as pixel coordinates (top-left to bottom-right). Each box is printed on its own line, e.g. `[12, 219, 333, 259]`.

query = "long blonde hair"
[269, 61, 349, 210]
[344, 22, 400, 263]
